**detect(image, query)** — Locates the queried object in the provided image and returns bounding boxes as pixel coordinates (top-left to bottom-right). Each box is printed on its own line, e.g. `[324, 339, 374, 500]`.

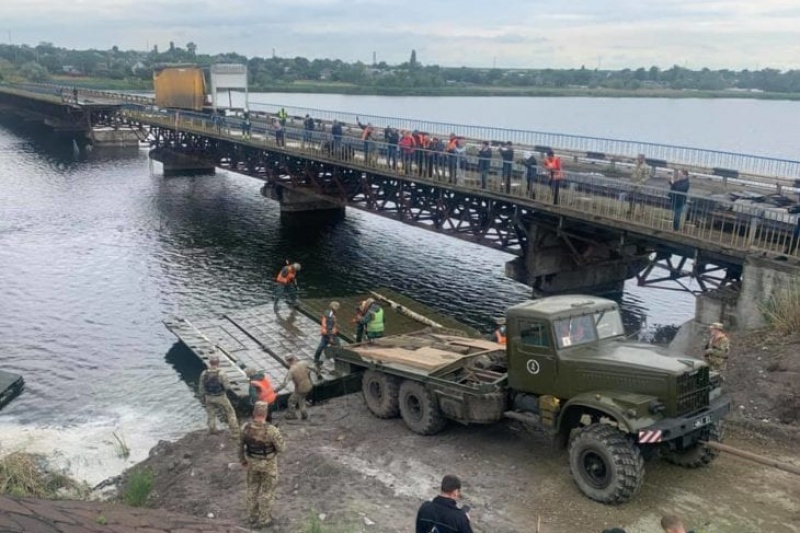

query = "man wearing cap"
[492, 318, 507, 345]
[416, 474, 473, 533]
[355, 298, 385, 343]
[274, 261, 301, 312]
[198, 354, 240, 438]
[275, 355, 315, 420]
[313, 301, 341, 368]
[704, 322, 730, 373]
[246, 367, 277, 421]
[239, 401, 285, 528]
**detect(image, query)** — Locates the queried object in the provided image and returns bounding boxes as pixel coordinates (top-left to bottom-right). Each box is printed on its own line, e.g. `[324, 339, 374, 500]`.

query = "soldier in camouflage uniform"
[198, 354, 240, 438]
[704, 322, 730, 373]
[275, 355, 316, 420]
[239, 401, 285, 528]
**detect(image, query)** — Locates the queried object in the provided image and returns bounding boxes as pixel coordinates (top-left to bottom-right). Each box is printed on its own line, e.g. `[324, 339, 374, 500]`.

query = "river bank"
[103, 323, 798, 533]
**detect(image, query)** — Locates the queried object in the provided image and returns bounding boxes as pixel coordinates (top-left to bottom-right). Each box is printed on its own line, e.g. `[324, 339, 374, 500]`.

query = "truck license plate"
[693, 415, 712, 428]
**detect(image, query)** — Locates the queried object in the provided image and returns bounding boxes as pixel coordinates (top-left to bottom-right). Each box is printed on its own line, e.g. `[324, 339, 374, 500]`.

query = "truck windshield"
[554, 309, 624, 348]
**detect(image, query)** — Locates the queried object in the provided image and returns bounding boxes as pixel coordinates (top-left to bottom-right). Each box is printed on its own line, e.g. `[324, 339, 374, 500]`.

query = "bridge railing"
[124, 105, 800, 260]
[247, 102, 800, 185]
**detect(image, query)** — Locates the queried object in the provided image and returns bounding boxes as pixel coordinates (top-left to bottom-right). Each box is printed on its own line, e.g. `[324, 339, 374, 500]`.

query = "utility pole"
[372, 51, 377, 66]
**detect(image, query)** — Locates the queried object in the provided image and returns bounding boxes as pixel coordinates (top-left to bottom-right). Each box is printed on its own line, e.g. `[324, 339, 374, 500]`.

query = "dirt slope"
[121, 392, 799, 533]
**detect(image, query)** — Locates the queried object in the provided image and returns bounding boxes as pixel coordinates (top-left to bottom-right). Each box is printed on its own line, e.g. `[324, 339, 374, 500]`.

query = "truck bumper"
[638, 393, 731, 446]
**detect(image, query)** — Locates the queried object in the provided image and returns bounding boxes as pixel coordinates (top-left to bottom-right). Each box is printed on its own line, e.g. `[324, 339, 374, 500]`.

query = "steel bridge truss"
[137, 125, 743, 294]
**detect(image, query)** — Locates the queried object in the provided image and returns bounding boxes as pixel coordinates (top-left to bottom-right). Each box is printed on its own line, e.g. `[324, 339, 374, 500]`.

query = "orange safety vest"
[275, 265, 296, 285]
[250, 376, 277, 405]
[320, 310, 339, 336]
[544, 156, 563, 180]
[495, 329, 507, 345]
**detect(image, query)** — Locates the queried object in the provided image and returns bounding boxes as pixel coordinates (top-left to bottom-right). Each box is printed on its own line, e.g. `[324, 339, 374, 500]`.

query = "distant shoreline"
[48, 76, 800, 101]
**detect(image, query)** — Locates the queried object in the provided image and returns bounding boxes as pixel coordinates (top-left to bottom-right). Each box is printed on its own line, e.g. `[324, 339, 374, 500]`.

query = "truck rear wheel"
[398, 380, 447, 435]
[362, 370, 400, 419]
[663, 421, 723, 468]
[568, 423, 644, 504]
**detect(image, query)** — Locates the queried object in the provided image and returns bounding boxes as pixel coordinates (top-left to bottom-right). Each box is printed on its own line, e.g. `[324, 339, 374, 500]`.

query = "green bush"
[123, 468, 153, 507]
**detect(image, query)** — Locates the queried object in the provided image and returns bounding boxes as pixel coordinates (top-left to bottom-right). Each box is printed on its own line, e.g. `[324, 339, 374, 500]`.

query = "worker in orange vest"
[493, 317, 507, 345]
[313, 301, 341, 368]
[543, 150, 564, 204]
[273, 261, 301, 312]
[245, 367, 277, 421]
[356, 117, 375, 164]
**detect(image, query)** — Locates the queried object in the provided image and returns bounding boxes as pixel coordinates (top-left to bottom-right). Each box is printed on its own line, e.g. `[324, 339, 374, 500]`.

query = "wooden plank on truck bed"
[354, 346, 471, 372]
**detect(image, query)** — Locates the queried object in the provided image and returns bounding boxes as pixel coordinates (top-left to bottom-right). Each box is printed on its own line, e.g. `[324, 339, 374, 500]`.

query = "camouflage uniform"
[704, 331, 730, 372]
[276, 359, 315, 420]
[198, 367, 240, 438]
[628, 156, 651, 215]
[239, 420, 286, 526]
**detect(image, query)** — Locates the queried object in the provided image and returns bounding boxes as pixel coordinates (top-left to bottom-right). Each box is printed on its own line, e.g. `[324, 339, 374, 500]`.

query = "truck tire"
[663, 421, 723, 468]
[568, 423, 644, 504]
[362, 370, 400, 419]
[398, 380, 447, 435]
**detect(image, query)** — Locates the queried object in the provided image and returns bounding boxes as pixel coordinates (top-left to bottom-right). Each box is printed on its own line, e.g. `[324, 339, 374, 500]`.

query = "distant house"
[131, 61, 147, 75]
[61, 65, 82, 76]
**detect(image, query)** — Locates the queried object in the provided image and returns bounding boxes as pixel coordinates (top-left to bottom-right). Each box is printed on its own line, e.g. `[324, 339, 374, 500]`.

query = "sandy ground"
[124, 389, 799, 533]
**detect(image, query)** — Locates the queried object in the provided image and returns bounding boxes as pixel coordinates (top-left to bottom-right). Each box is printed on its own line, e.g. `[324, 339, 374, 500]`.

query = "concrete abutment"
[260, 183, 346, 221]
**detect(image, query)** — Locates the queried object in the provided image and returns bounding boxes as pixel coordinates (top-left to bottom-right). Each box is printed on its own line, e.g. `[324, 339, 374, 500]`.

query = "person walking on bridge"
[522, 152, 538, 198]
[313, 301, 341, 368]
[498, 141, 514, 194]
[303, 114, 315, 148]
[385, 125, 400, 170]
[628, 153, 651, 216]
[478, 142, 493, 190]
[669, 169, 691, 230]
[331, 120, 343, 157]
[199, 354, 240, 439]
[274, 261, 301, 312]
[357, 117, 376, 164]
[543, 150, 563, 204]
[239, 401, 285, 529]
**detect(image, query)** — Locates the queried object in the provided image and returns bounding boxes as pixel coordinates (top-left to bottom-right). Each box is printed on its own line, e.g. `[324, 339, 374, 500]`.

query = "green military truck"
[327, 295, 731, 504]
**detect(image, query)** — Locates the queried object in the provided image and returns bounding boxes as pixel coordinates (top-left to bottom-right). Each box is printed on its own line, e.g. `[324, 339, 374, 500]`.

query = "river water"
[0, 95, 798, 484]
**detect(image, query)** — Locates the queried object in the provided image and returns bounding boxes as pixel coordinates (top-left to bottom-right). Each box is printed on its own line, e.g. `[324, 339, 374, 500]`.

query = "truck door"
[508, 318, 558, 395]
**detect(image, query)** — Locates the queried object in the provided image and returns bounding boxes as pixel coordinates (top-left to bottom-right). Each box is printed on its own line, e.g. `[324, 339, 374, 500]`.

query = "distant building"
[61, 65, 82, 76]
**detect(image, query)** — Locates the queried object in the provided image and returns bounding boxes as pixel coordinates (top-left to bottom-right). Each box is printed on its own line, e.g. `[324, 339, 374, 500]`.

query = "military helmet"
[292, 262, 302, 271]
[209, 354, 220, 364]
[330, 301, 340, 311]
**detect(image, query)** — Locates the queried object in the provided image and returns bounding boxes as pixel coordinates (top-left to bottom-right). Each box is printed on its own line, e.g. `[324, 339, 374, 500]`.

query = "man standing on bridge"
[669, 169, 691, 230]
[544, 150, 563, 204]
[628, 153, 651, 216]
[303, 114, 315, 148]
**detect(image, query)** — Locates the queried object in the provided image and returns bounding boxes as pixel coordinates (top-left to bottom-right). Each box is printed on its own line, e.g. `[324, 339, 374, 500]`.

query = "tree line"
[1, 41, 800, 95]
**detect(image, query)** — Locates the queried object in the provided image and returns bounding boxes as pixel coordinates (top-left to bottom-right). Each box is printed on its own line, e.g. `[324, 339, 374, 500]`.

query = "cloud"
[1, 0, 798, 69]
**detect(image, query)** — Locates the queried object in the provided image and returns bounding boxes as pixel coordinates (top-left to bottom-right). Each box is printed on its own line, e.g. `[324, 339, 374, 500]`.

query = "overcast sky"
[3, 0, 799, 69]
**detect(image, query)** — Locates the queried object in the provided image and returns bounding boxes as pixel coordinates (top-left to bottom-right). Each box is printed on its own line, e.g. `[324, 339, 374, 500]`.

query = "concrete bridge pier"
[149, 148, 216, 177]
[260, 183, 345, 222]
[505, 220, 649, 296]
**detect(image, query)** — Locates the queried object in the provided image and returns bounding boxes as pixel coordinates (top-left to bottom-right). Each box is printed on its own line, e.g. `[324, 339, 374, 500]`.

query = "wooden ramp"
[0, 370, 24, 411]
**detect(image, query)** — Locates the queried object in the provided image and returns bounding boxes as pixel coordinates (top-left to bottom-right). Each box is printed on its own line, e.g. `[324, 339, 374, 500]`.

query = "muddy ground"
[124, 388, 799, 533]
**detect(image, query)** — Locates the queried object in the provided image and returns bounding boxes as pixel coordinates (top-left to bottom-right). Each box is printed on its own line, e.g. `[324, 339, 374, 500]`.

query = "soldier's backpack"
[204, 369, 224, 395]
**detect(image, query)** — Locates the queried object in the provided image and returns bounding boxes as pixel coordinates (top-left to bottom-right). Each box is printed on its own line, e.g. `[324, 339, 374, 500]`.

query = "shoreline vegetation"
[2, 42, 800, 101]
[34, 76, 800, 100]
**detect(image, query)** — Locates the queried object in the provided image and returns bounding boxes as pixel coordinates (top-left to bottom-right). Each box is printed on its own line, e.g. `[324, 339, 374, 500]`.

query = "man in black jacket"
[416, 475, 473, 533]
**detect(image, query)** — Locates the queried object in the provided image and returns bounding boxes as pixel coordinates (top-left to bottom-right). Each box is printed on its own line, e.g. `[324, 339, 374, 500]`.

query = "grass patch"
[122, 468, 153, 507]
[112, 431, 130, 459]
[305, 513, 359, 533]
[0, 452, 86, 499]
[760, 278, 800, 335]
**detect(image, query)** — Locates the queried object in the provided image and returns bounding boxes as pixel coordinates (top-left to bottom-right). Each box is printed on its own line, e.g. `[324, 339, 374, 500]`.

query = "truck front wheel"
[398, 380, 447, 435]
[362, 370, 400, 419]
[568, 423, 645, 504]
[663, 422, 723, 468]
